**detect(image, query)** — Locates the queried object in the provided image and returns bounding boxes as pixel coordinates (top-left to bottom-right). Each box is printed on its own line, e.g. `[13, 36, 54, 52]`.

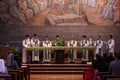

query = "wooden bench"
[8, 69, 23, 80]
[102, 75, 120, 80]
[99, 72, 110, 77]
[21, 66, 28, 80]
[99, 72, 120, 80]
[0, 74, 11, 80]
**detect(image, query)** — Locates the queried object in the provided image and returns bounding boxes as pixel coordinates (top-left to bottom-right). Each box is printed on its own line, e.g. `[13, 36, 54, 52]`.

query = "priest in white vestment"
[42, 36, 52, 63]
[94, 35, 103, 57]
[67, 35, 77, 62]
[80, 35, 89, 61]
[22, 35, 31, 63]
[31, 34, 40, 62]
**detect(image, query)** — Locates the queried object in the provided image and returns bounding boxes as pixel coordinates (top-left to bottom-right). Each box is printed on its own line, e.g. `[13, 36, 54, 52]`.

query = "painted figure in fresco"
[67, 35, 77, 62]
[47, 0, 52, 8]
[102, 0, 114, 20]
[113, 0, 120, 25]
[31, 34, 40, 62]
[96, 0, 108, 14]
[94, 35, 103, 57]
[80, 35, 89, 61]
[34, 0, 41, 11]
[82, 0, 88, 5]
[18, 0, 33, 21]
[64, 0, 69, 13]
[57, 0, 64, 15]
[52, 0, 65, 15]
[26, 0, 39, 16]
[82, 0, 97, 8]
[42, 36, 52, 63]
[91, 0, 97, 8]
[0, 0, 19, 25]
[36, 0, 48, 11]
[9, 0, 26, 24]
[43, 0, 48, 11]
[74, 0, 78, 4]
[22, 35, 31, 63]
[88, 0, 92, 7]
[0, 1, 11, 24]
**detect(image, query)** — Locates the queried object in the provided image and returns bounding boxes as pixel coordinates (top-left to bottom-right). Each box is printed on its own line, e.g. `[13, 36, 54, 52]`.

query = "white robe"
[22, 38, 31, 63]
[108, 39, 115, 54]
[80, 39, 89, 47]
[31, 38, 40, 61]
[42, 40, 52, 61]
[94, 40, 103, 56]
[43, 41, 52, 47]
[67, 40, 77, 60]
[80, 39, 89, 61]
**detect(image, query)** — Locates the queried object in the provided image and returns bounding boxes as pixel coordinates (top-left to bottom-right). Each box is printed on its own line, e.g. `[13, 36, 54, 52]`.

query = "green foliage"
[11, 46, 20, 53]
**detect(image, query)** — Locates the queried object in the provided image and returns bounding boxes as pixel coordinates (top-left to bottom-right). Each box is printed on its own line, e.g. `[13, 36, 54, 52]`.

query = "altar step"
[30, 71, 83, 74]
[42, 58, 82, 64]
[22, 64, 92, 74]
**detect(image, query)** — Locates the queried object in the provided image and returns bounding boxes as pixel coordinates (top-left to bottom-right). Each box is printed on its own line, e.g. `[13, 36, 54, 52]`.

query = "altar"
[25, 46, 95, 64]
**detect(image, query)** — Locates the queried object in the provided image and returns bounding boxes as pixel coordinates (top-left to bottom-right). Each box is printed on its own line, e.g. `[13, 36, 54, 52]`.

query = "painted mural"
[0, 0, 120, 26]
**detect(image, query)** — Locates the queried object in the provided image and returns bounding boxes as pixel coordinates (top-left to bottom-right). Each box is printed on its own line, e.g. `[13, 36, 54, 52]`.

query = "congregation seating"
[0, 68, 27, 80]
[0, 74, 11, 80]
[102, 75, 120, 80]
[0, 45, 25, 80]
[8, 69, 23, 80]
[83, 70, 120, 80]
[99, 72, 110, 77]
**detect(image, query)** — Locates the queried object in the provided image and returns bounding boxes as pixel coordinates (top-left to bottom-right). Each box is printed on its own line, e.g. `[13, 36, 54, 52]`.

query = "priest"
[94, 35, 103, 57]
[53, 35, 64, 64]
[80, 35, 89, 61]
[67, 35, 77, 63]
[31, 34, 40, 62]
[107, 35, 115, 57]
[22, 35, 31, 63]
[42, 36, 52, 63]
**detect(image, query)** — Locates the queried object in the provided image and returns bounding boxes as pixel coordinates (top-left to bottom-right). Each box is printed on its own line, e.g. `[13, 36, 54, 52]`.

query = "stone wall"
[0, 26, 120, 53]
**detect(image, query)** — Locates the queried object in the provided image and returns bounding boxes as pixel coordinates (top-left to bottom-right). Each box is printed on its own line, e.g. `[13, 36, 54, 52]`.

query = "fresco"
[0, 0, 120, 26]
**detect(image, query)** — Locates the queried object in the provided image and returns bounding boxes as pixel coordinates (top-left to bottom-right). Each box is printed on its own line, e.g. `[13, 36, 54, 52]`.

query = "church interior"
[0, 0, 120, 80]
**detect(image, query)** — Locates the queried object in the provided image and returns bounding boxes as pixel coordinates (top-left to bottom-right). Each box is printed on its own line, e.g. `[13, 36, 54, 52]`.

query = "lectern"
[55, 49, 64, 64]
